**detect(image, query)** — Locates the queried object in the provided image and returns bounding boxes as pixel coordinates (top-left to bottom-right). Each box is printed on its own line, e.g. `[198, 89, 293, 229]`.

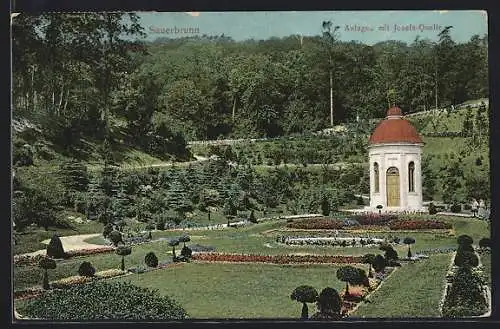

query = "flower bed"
[14, 254, 45, 267]
[191, 253, 364, 264]
[286, 217, 451, 231]
[351, 214, 397, 225]
[189, 244, 216, 252]
[416, 247, 457, 255]
[286, 218, 344, 230]
[51, 269, 128, 289]
[51, 275, 92, 289]
[276, 236, 385, 247]
[95, 269, 128, 279]
[14, 288, 44, 300]
[65, 246, 115, 257]
[388, 220, 451, 230]
[14, 247, 115, 267]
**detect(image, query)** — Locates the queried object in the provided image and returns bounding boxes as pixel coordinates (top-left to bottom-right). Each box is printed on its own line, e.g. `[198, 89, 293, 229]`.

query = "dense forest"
[13, 13, 488, 154]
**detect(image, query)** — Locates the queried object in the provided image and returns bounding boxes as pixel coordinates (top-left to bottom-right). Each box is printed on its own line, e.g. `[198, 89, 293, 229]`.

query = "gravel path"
[21, 233, 103, 257]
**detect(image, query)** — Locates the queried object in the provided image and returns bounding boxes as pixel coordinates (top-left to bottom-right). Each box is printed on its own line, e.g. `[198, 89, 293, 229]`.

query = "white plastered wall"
[368, 143, 424, 211]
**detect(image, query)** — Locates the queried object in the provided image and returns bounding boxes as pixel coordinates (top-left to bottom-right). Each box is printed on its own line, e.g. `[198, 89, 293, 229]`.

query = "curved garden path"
[21, 233, 103, 257]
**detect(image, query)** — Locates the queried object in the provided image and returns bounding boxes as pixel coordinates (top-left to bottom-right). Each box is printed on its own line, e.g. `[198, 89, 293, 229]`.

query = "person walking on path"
[471, 199, 479, 217]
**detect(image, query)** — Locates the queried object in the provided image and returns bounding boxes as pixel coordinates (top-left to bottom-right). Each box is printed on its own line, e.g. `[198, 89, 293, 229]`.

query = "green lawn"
[117, 262, 348, 319]
[14, 215, 489, 321]
[353, 253, 452, 318]
[14, 216, 486, 291]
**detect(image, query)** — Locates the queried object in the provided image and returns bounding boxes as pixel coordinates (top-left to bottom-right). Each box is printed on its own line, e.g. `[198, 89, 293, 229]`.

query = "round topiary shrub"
[457, 235, 473, 247]
[311, 287, 342, 320]
[478, 237, 491, 249]
[78, 261, 96, 277]
[46, 234, 66, 259]
[145, 252, 159, 268]
[39, 257, 57, 289]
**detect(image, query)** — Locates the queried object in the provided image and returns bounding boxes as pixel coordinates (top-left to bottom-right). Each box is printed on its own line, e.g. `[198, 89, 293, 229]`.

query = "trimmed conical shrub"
[46, 234, 66, 259]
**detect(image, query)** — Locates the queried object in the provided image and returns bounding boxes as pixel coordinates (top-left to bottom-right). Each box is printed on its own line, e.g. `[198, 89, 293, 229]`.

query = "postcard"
[11, 9, 490, 321]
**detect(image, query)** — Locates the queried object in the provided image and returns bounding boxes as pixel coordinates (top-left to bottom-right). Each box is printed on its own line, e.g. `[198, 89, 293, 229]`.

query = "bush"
[478, 237, 491, 249]
[442, 267, 488, 317]
[384, 248, 399, 265]
[145, 252, 159, 268]
[103, 223, 114, 238]
[13, 141, 34, 167]
[108, 230, 123, 246]
[450, 203, 462, 213]
[20, 281, 187, 320]
[78, 261, 96, 277]
[428, 202, 437, 215]
[180, 246, 192, 259]
[249, 210, 257, 223]
[372, 255, 385, 273]
[311, 287, 342, 320]
[454, 251, 479, 268]
[156, 218, 166, 230]
[457, 235, 473, 247]
[46, 234, 66, 259]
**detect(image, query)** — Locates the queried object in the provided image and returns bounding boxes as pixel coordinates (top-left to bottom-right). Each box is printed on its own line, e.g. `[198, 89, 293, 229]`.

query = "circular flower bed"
[276, 236, 385, 247]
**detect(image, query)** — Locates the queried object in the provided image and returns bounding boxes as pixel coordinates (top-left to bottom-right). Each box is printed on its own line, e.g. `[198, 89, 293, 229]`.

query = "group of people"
[471, 198, 488, 218]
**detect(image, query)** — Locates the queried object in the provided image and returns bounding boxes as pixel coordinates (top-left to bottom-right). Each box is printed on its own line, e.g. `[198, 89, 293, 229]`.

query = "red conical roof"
[368, 107, 423, 145]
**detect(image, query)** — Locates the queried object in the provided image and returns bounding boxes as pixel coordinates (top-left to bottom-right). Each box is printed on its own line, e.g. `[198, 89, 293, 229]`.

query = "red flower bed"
[65, 247, 114, 257]
[388, 220, 451, 230]
[286, 218, 344, 230]
[14, 288, 44, 300]
[14, 247, 115, 267]
[192, 253, 364, 264]
[351, 214, 396, 225]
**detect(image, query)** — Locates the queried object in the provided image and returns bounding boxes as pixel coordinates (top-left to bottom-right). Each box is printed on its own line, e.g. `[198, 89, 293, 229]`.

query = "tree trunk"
[208, 208, 211, 222]
[121, 256, 125, 271]
[329, 70, 333, 127]
[407, 245, 412, 258]
[301, 302, 309, 319]
[63, 89, 69, 115]
[57, 85, 64, 115]
[345, 282, 349, 296]
[434, 69, 438, 110]
[42, 269, 49, 289]
[172, 246, 176, 259]
[232, 97, 237, 121]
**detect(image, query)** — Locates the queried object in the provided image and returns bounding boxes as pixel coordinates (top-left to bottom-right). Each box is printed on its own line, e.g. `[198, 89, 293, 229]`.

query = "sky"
[135, 10, 488, 45]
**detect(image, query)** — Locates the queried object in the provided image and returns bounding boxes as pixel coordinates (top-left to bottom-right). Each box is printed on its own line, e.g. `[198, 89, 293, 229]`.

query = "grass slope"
[353, 253, 452, 318]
